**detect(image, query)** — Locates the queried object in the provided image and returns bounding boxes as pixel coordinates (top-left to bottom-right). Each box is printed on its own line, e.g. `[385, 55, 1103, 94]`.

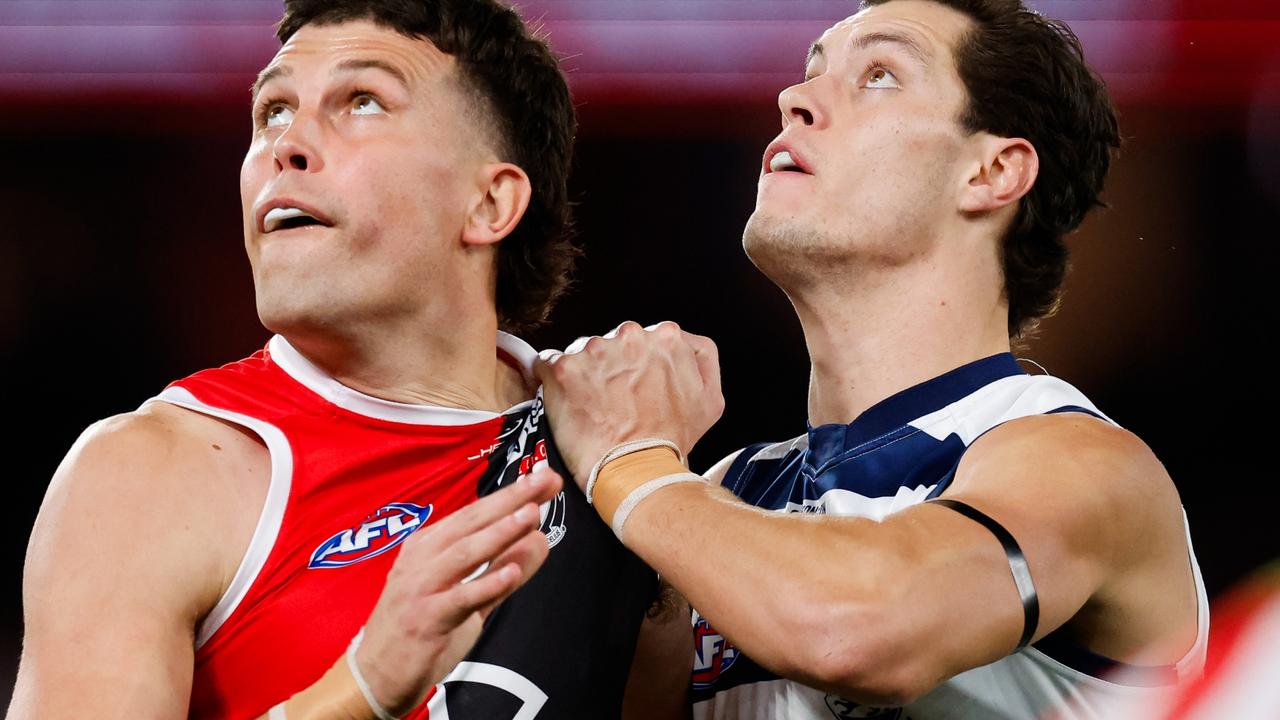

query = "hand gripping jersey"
[691, 353, 1208, 720]
[143, 334, 657, 720]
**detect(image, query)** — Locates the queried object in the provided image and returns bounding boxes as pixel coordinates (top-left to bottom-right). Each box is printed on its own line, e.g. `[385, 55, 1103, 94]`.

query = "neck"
[785, 244, 1011, 428]
[281, 308, 531, 414]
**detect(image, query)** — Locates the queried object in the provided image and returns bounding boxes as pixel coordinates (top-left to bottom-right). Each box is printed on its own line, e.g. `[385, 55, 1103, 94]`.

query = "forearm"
[597, 459, 904, 687]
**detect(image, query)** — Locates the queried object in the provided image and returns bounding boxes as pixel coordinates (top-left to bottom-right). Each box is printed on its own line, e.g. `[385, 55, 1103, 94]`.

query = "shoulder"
[963, 412, 1166, 494]
[57, 402, 269, 503]
[28, 403, 269, 619]
[954, 412, 1181, 562]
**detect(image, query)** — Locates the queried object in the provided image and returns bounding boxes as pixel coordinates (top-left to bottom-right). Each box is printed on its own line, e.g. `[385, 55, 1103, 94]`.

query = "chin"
[744, 212, 816, 259]
[254, 287, 331, 338]
[744, 212, 883, 290]
[743, 213, 816, 283]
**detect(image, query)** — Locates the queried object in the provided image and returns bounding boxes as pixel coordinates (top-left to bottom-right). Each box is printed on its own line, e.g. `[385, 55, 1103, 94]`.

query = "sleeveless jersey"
[690, 353, 1209, 720]
[144, 334, 657, 720]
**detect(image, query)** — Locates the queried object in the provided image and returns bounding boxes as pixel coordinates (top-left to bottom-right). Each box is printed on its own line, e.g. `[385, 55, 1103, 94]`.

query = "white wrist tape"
[611, 472, 705, 542]
[585, 438, 685, 504]
[268, 703, 287, 720]
[347, 628, 399, 720]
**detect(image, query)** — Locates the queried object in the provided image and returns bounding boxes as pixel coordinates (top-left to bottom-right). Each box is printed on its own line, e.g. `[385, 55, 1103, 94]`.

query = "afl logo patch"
[309, 502, 433, 569]
[692, 613, 739, 689]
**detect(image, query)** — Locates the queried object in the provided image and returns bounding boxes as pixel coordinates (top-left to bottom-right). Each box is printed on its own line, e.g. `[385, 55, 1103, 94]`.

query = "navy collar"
[806, 353, 1025, 468]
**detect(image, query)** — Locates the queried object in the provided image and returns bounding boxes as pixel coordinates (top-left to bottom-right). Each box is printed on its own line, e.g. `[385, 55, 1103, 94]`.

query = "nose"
[271, 112, 324, 174]
[779, 81, 822, 128]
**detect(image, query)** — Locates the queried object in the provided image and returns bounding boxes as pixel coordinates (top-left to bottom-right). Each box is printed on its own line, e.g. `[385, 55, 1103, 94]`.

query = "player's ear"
[959, 136, 1038, 214]
[462, 162, 532, 247]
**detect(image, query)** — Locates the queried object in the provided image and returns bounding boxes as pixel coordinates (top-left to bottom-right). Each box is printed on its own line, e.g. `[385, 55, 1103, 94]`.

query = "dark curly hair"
[863, 0, 1121, 339]
[277, 0, 578, 334]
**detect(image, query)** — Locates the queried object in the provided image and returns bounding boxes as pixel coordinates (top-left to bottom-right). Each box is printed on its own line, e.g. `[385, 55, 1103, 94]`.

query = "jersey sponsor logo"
[468, 442, 502, 461]
[692, 612, 739, 689]
[824, 696, 903, 719]
[783, 498, 827, 514]
[309, 502, 434, 569]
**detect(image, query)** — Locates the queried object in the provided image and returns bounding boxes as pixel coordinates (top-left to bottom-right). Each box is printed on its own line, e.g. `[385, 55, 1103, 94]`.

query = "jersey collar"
[267, 333, 537, 426]
[806, 353, 1026, 468]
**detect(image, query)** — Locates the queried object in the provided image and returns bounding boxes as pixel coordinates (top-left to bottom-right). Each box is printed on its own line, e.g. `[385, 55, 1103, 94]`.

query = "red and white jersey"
[1099, 563, 1280, 720]
[144, 334, 655, 720]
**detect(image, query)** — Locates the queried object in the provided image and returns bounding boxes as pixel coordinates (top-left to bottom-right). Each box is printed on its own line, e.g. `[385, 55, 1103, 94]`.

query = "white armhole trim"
[143, 386, 294, 650]
[1176, 506, 1211, 681]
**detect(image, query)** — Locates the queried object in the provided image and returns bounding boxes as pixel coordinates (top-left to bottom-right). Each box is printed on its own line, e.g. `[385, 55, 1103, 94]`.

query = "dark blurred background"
[2, 0, 1278, 702]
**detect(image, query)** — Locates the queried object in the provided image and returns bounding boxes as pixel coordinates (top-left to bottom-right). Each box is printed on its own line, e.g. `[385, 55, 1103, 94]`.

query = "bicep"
[11, 418, 223, 718]
[879, 416, 1140, 681]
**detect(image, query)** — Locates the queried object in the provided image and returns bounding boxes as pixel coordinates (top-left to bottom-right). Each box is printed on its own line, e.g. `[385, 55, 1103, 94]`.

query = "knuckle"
[620, 320, 643, 336]
[438, 587, 472, 619]
[652, 320, 681, 337]
[444, 542, 474, 571]
[551, 358, 575, 381]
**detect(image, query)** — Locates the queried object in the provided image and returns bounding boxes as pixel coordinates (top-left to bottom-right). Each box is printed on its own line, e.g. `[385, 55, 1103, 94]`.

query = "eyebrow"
[251, 64, 291, 101]
[330, 58, 411, 91]
[806, 30, 932, 70]
[251, 58, 411, 101]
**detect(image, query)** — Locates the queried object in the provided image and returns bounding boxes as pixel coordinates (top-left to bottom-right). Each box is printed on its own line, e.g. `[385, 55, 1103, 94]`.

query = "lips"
[763, 140, 814, 176]
[255, 198, 334, 234]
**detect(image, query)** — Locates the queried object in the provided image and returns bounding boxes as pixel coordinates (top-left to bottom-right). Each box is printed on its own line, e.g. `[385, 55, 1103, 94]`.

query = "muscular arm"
[9, 408, 245, 718]
[609, 415, 1193, 705]
[10, 405, 560, 720]
[537, 323, 1196, 705]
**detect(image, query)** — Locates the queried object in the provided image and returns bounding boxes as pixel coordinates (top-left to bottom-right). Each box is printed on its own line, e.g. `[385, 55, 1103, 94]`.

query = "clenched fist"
[533, 321, 725, 489]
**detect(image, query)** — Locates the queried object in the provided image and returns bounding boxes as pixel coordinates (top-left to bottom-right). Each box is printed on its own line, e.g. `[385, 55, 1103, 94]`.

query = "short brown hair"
[863, 0, 1122, 339]
[277, 0, 579, 334]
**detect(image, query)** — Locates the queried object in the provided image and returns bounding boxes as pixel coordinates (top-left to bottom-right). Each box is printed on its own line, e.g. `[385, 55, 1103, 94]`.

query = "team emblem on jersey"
[692, 613, 739, 689]
[501, 392, 567, 549]
[824, 696, 903, 719]
[309, 502, 434, 569]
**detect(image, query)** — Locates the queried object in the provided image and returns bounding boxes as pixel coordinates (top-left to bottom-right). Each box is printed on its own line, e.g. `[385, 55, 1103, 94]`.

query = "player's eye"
[351, 93, 386, 116]
[266, 104, 295, 127]
[865, 66, 900, 89]
[255, 100, 294, 129]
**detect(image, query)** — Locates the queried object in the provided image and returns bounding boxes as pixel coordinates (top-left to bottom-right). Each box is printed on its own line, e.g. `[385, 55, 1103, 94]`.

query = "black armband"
[929, 498, 1040, 650]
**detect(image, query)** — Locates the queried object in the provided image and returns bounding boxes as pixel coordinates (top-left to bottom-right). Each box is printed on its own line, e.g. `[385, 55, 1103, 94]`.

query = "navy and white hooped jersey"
[691, 353, 1209, 720]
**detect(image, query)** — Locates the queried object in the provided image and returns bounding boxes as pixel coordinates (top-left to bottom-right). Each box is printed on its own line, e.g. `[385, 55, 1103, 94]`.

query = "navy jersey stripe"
[724, 442, 770, 494]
